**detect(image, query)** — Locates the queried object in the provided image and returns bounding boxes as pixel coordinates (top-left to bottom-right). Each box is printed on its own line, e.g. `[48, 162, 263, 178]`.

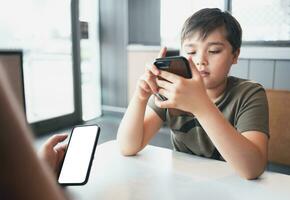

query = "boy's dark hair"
[181, 8, 242, 53]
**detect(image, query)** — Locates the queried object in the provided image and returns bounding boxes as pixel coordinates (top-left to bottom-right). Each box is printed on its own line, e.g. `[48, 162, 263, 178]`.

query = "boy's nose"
[196, 60, 207, 66]
[194, 54, 208, 67]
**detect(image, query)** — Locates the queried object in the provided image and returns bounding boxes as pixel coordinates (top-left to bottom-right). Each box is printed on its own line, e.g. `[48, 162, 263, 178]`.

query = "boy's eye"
[186, 51, 196, 55]
[209, 50, 221, 54]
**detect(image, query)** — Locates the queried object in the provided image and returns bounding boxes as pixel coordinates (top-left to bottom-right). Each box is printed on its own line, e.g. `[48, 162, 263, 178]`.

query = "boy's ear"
[232, 48, 240, 64]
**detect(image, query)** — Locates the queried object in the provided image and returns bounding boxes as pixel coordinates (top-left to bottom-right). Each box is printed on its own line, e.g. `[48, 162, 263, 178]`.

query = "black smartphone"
[58, 125, 100, 186]
[154, 56, 192, 101]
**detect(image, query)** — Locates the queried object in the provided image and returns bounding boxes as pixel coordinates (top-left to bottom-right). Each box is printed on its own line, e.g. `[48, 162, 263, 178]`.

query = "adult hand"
[39, 133, 68, 176]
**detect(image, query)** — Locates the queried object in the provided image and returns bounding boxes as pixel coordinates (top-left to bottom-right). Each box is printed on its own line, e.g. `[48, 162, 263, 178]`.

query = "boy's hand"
[39, 133, 68, 176]
[154, 56, 210, 115]
[135, 47, 167, 100]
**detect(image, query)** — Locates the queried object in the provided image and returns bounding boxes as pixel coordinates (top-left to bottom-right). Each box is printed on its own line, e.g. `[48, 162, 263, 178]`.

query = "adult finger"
[44, 133, 68, 149]
[55, 143, 68, 152]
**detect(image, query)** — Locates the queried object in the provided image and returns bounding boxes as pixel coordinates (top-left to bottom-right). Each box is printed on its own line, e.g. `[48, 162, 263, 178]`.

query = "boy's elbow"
[242, 173, 259, 180]
[116, 134, 143, 156]
[117, 140, 139, 156]
[240, 168, 265, 180]
[119, 146, 138, 156]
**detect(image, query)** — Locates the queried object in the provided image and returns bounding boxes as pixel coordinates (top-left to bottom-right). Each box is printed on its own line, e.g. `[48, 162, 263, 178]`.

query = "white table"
[66, 140, 290, 200]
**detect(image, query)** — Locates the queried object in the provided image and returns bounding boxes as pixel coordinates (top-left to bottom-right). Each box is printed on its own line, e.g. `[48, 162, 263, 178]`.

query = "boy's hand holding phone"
[154, 56, 210, 116]
[135, 47, 209, 116]
[135, 47, 167, 101]
[154, 56, 192, 102]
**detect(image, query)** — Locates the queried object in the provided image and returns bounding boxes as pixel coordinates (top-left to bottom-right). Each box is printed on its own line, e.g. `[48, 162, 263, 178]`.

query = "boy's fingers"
[157, 88, 169, 99]
[187, 56, 199, 77]
[156, 79, 173, 91]
[45, 134, 68, 149]
[154, 98, 171, 108]
[157, 47, 167, 58]
[139, 80, 151, 93]
[158, 70, 179, 83]
[144, 69, 158, 93]
[146, 63, 159, 76]
[152, 47, 166, 77]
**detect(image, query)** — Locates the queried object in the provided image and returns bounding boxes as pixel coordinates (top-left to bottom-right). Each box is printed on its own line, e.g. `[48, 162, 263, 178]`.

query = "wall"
[230, 59, 290, 90]
[128, 0, 160, 45]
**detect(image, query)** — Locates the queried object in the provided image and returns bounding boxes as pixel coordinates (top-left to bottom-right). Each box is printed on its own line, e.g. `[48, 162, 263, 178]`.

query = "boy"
[117, 8, 269, 180]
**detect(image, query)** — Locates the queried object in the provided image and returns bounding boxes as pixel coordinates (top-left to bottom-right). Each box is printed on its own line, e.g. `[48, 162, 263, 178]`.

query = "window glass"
[0, 0, 74, 123]
[232, 0, 290, 41]
[160, 0, 225, 48]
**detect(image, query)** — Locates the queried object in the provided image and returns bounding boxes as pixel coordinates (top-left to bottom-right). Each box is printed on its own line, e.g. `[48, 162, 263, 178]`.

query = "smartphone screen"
[58, 125, 100, 185]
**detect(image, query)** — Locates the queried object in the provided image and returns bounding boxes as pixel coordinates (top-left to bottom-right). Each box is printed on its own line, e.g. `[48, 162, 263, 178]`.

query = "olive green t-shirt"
[148, 76, 269, 160]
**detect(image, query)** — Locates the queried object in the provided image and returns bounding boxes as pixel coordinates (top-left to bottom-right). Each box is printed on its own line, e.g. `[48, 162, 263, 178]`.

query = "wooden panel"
[249, 60, 274, 89]
[127, 50, 159, 101]
[274, 61, 290, 90]
[0, 54, 24, 107]
[266, 89, 290, 166]
[229, 59, 249, 79]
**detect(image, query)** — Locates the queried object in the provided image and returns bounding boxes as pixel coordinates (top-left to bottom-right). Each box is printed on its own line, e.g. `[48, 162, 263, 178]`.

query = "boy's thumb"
[187, 56, 199, 77]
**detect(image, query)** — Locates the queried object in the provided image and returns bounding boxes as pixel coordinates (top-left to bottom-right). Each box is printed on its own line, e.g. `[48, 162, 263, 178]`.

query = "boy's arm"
[195, 102, 268, 180]
[117, 47, 166, 156]
[117, 93, 163, 156]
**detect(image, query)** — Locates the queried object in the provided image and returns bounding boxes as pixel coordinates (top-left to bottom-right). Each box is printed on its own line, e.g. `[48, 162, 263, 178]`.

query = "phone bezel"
[154, 56, 192, 79]
[57, 124, 101, 186]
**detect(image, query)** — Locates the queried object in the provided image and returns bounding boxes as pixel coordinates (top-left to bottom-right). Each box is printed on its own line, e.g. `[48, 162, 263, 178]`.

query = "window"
[0, 0, 75, 124]
[232, 0, 290, 43]
[161, 0, 290, 48]
[160, 0, 225, 48]
[0, 0, 101, 134]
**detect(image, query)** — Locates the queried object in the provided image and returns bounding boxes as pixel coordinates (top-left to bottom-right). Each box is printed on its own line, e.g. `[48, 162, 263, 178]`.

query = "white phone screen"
[58, 125, 100, 185]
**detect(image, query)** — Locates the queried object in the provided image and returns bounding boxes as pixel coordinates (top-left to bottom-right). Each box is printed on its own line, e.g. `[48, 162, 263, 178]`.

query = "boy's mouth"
[199, 70, 210, 77]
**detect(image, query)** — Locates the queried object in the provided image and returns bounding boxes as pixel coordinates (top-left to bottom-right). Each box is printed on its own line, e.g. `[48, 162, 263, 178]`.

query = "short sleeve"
[147, 95, 167, 121]
[235, 85, 269, 137]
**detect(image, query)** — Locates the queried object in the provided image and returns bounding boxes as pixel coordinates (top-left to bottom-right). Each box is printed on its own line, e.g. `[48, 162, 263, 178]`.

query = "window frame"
[29, 0, 83, 135]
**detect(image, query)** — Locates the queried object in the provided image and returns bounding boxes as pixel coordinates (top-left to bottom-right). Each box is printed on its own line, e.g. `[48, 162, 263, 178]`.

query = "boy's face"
[181, 27, 239, 90]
